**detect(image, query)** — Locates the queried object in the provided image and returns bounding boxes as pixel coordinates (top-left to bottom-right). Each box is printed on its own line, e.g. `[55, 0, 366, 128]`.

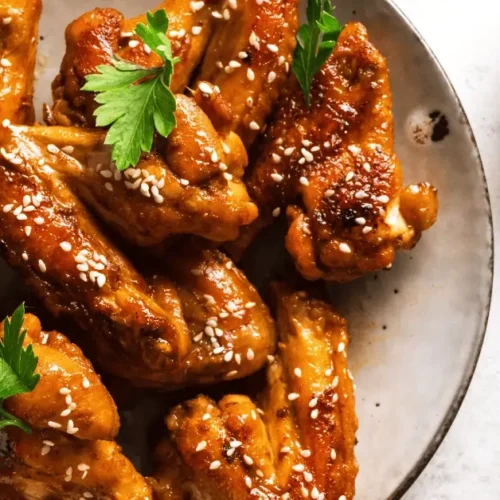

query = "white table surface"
[393, 0, 500, 498]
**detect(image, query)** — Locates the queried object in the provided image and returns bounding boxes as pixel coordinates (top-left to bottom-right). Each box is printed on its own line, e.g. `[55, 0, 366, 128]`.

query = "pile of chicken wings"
[0, 0, 438, 498]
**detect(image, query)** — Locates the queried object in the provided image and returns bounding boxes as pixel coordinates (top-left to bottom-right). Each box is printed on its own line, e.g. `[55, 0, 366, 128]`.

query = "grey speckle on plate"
[19, 0, 492, 499]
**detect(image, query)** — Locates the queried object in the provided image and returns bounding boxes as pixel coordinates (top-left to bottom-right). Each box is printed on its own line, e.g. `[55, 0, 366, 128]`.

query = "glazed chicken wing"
[13, 89, 258, 246]
[246, 23, 438, 282]
[153, 284, 358, 499]
[48, 0, 221, 127]
[195, 0, 299, 147]
[0, 313, 152, 499]
[0, 0, 41, 125]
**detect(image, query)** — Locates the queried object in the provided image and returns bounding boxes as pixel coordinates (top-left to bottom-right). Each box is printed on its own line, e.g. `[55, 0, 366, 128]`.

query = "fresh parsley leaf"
[82, 9, 179, 171]
[0, 304, 40, 433]
[293, 0, 343, 106]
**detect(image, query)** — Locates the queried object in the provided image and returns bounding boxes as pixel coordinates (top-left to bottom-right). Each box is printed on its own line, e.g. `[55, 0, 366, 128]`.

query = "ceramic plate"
[0, 0, 492, 499]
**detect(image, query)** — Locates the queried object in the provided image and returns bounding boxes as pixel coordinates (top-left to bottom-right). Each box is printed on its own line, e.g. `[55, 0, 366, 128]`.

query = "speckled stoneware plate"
[0, 0, 492, 499]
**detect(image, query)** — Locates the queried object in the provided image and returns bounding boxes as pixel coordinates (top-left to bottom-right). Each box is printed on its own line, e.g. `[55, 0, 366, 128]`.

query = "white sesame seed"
[267, 44, 279, 53]
[229, 60, 241, 68]
[226, 370, 238, 378]
[281, 446, 291, 454]
[311, 146, 320, 152]
[202, 413, 210, 421]
[199, 82, 213, 95]
[60, 241, 72, 252]
[224, 351, 234, 362]
[2, 204, 13, 213]
[309, 397, 318, 408]
[2, 17, 12, 25]
[77, 463, 90, 472]
[272, 154, 282, 164]
[238, 51, 248, 59]
[325, 368, 333, 376]
[355, 217, 366, 226]
[247, 348, 255, 361]
[79, 273, 87, 282]
[301, 449, 311, 457]
[41, 446, 51, 456]
[192, 26, 202, 35]
[339, 243, 351, 254]
[301, 148, 314, 162]
[48, 421, 61, 429]
[96, 274, 106, 288]
[47, 144, 58, 154]
[38, 259, 47, 273]
[330, 449, 337, 460]
[292, 464, 305, 472]
[22, 252, 28, 261]
[249, 121, 260, 131]
[345, 172, 355, 182]
[246, 97, 254, 107]
[304, 471, 313, 482]
[294, 368, 302, 377]
[213, 347, 224, 355]
[60, 387, 71, 395]
[247, 68, 255, 81]
[355, 190, 368, 200]
[230, 440, 242, 448]
[377, 195, 390, 203]
[180, 178, 190, 186]
[223, 172, 233, 181]
[339, 496, 347, 500]
[284, 147, 295, 156]
[245, 476, 252, 488]
[128, 40, 140, 48]
[249, 31, 260, 49]
[2, 118, 11, 127]
[268, 71, 277, 83]
[267, 355, 275, 363]
[310, 409, 319, 419]
[60, 408, 71, 417]
[348, 145, 361, 155]
[363, 162, 371, 172]
[212, 11, 222, 19]
[299, 176, 309, 186]
[34, 217, 44, 225]
[1, 58, 12, 67]
[16, 213, 27, 221]
[363, 226, 373, 234]
[77, 263, 89, 272]
[272, 207, 281, 217]
[243, 454, 253, 465]
[324, 189, 335, 198]
[83, 493, 93, 499]
[196, 441, 207, 452]
[288, 393, 299, 401]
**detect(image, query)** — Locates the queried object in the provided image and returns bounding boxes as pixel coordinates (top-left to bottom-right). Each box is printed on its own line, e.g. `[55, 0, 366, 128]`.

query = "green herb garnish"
[0, 304, 40, 433]
[82, 9, 179, 171]
[292, 0, 342, 106]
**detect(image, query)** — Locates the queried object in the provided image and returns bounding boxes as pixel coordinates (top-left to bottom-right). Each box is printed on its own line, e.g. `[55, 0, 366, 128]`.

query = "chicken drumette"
[245, 22, 438, 282]
[0, 313, 152, 499]
[153, 284, 358, 500]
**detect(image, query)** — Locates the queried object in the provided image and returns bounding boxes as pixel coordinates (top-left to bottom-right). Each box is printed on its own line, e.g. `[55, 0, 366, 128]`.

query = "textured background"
[395, 0, 500, 497]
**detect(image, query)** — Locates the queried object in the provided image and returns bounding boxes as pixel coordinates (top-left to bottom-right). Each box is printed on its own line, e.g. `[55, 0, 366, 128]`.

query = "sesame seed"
[245, 302, 256, 309]
[128, 40, 140, 48]
[272, 207, 281, 217]
[180, 178, 189, 186]
[249, 31, 260, 49]
[229, 60, 241, 68]
[355, 217, 366, 226]
[202, 413, 210, 421]
[22, 252, 28, 261]
[339, 243, 351, 254]
[363, 226, 373, 234]
[299, 176, 309, 186]
[288, 393, 299, 401]
[48, 421, 61, 429]
[247, 348, 255, 360]
[355, 190, 368, 200]
[337, 342, 345, 353]
[192, 26, 202, 35]
[301, 148, 314, 162]
[224, 351, 234, 362]
[83, 493, 93, 499]
[60, 408, 71, 417]
[238, 51, 248, 59]
[77, 463, 90, 471]
[325, 368, 333, 376]
[223, 172, 233, 181]
[281, 446, 291, 454]
[243, 454, 253, 465]
[339, 496, 347, 500]
[226, 370, 238, 377]
[330, 449, 337, 460]
[310, 409, 319, 419]
[268, 71, 277, 83]
[212, 11, 222, 19]
[60, 241, 72, 252]
[345, 172, 355, 182]
[300, 449, 311, 457]
[245, 476, 252, 488]
[272, 153, 282, 164]
[247, 68, 255, 81]
[230, 440, 242, 448]
[60, 387, 71, 395]
[311, 488, 320, 499]
[2, 118, 11, 127]
[2, 17, 12, 24]
[348, 145, 361, 155]
[41, 446, 51, 456]
[246, 97, 254, 107]
[38, 259, 47, 273]
[196, 441, 207, 452]
[283, 147, 295, 157]
[43, 440, 55, 447]
[2, 204, 13, 213]
[294, 368, 302, 377]
[267, 44, 279, 53]
[249, 121, 260, 131]
[267, 355, 275, 363]
[1, 58, 12, 67]
[47, 144, 58, 154]
[377, 195, 390, 203]
[79, 273, 87, 282]
[292, 464, 305, 472]
[363, 162, 371, 172]
[97, 274, 106, 288]
[34, 217, 44, 225]
[304, 471, 313, 482]
[197, 82, 214, 97]
[324, 189, 335, 198]
[309, 398, 318, 408]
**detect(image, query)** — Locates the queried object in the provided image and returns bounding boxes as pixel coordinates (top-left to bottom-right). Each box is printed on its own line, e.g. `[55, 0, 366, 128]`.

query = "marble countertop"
[394, 0, 500, 497]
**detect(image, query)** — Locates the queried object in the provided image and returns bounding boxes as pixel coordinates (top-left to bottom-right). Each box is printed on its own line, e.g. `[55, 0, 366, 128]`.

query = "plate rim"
[378, 1, 495, 498]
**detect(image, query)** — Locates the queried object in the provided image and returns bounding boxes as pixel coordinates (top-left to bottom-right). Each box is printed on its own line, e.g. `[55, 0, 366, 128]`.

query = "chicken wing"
[12, 90, 258, 246]
[246, 23, 438, 282]
[153, 284, 358, 499]
[0, 313, 152, 499]
[0, 0, 41, 125]
[195, 0, 299, 147]
[48, 1, 221, 127]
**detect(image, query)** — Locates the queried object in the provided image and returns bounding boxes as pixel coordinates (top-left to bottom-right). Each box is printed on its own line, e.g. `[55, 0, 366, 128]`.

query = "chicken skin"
[153, 284, 358, 500]
[48, 0, 221, 128]
[246, 23, 438, 282]
[0, 313, 152, 499]
[0, 0, 41, 125]
[195, 0, 299, 147]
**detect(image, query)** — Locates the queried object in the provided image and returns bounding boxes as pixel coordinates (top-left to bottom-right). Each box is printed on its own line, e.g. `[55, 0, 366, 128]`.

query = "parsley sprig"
[82, 10, 179, 171]
[0, 304, 40, 433]
[293, 0, 342, 106]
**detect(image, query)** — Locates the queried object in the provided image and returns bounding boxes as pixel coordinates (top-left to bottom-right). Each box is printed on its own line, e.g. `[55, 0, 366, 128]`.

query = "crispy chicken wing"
[0, 313, 152, 499]
[195, 0, 299, 147]
[13, 91, 258, 246]
[153, 284, 358, 499]
[48, 1, 221, 127]
[0, 0, 41, 125]
[246, 23, 438, 282]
